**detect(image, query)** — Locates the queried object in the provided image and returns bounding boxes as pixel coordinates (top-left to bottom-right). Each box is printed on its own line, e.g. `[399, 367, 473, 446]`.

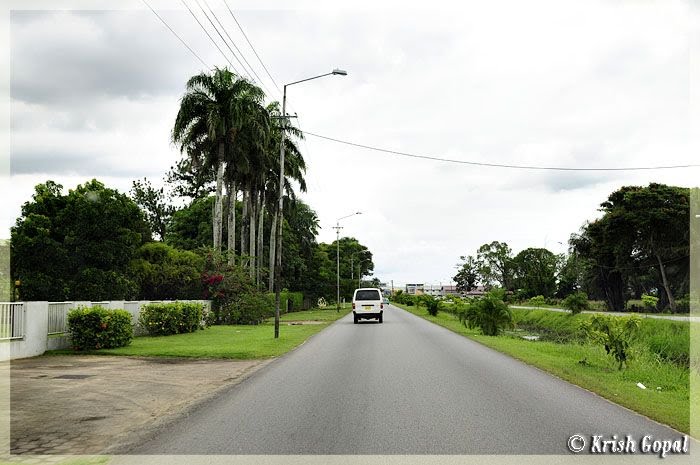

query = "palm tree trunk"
[257, 192, 264, 287]
[241, 189, 248, 267]
[213, 143, 225, 251]
[268, 209, 277, 292]
[226, 180, 236, 265]
[249, 189, 257, 280]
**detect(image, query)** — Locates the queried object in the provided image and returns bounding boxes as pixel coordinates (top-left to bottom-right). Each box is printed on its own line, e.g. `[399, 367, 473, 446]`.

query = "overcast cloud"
[2, 0, 698, 285]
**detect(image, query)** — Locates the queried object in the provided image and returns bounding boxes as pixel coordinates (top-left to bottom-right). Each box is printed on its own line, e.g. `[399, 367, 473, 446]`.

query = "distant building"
[463, 285, 487, 298]
[442, 285, 460, 296]
[405, 283, 424, 295]
[423, 284, 442, 297]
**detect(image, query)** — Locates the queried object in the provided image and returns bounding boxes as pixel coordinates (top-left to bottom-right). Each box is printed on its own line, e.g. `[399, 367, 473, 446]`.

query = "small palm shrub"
[68, 306, 133, 350]
[580, 315, 641, 370]
[424, 296, 439, 316]
[528, 295, 546, 308]
[562, 291, 589, 315]
[459, 290, 513, 336]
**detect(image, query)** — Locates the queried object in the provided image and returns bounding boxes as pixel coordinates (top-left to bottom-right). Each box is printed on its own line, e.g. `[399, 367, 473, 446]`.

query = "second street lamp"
[334, 212, 361, 312]
[273, 68, 347, 338]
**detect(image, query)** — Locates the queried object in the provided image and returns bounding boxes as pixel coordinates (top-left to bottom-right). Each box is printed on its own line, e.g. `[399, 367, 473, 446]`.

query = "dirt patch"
[10, 355, 269, 455]
[286, 321, 325, 325]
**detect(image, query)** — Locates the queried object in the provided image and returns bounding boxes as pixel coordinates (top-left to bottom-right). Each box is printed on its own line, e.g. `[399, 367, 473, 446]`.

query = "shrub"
[279, 290, 304, 312]
[67, 306, 133, 350]
[202, 251, 272, 324]
[215, 292, 274, 325]
[138, 302, 204, 336]
[528, 295, 546, 308]
[460, 289, 513, 336]
[641, 294, 659, 311]
[424, 296, 439, 316]
[562, 291, 589, 315]
[129, 242, 204, 300]
[675, 295, 690, 313]
[580, 315, 641, 370]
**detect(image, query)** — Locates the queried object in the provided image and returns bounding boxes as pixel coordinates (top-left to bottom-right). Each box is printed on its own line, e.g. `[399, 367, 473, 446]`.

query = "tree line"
[453, 183, 690, 313]
[10, 67, 377, 310]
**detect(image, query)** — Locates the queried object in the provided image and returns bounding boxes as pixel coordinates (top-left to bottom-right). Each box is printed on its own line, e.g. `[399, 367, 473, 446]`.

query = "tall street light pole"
[274, 68, 348, 338]
[333, 212, 361, 312]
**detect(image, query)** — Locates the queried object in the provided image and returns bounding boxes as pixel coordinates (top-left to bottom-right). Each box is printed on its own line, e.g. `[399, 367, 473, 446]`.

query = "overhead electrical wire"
[179, 0, 239, 74]
[301, 131, 700, 172]
[145, 4, 692, 174]
[203, 0, 269, 87]
[193, 0, 253, 81]
[141, 0, 208, 68]
[222, 0, 282, 93]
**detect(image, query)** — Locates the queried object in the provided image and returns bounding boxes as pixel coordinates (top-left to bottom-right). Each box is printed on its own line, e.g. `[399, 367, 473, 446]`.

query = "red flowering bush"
[202, 252, 273, 325]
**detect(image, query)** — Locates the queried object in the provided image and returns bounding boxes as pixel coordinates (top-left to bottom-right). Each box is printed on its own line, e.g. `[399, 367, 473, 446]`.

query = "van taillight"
[352, 303, 355, 309]
[381, 303, 384, 309]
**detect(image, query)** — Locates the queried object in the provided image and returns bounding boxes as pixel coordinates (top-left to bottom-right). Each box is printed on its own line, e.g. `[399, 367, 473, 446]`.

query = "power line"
[302, 131, 700, 172]
[194, 0, 252, 81]
[221, 0, 281, 93]
[203, 0, 268, 87]
[142, 0, 208, 68]
[180, 0, 238, 73]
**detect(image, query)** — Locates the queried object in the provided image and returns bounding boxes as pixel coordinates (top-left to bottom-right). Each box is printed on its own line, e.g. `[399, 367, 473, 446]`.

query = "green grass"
[48, 308, 349, 359]
[395, 302, 694, 435]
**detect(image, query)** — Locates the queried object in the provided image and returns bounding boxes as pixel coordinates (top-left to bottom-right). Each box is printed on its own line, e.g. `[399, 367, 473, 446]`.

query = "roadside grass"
[395, 302, 694, 435]
[48, 308, 349, 359]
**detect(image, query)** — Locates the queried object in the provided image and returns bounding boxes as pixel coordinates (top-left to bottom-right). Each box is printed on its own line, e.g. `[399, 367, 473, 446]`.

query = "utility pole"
[332, 222, 343, 313]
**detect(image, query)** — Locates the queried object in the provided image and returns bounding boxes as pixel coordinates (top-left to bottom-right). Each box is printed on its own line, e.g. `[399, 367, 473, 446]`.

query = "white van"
[352, 288, 384, 324]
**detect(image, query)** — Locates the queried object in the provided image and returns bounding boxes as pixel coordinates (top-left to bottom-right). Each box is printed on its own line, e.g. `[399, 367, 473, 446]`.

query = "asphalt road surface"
[130, 305, 685, 455]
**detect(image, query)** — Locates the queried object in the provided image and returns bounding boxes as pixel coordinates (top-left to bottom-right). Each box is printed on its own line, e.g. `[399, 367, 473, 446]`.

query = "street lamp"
[334, 212, 361, 312]
[274, 68, 348, 338]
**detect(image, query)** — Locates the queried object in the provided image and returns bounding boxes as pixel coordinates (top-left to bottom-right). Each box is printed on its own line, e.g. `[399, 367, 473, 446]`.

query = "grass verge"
[48, 308, 349, 359]
[395, 302, 694, 435]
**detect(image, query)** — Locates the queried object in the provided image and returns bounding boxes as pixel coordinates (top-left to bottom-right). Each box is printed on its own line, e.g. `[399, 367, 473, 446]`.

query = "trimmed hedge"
[67, 306, 133, 350]
[138, 302, 204, 336]
[279, 291, 304, 312]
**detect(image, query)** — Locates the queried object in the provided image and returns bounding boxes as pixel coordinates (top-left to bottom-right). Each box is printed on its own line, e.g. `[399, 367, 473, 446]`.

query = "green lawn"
[395, 303, 694, 435]
[49, 308, 349, 359]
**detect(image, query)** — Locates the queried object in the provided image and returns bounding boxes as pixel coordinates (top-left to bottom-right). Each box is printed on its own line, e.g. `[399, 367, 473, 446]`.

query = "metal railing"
[0, 303, 25, 340]
[48, 302, 74, 335]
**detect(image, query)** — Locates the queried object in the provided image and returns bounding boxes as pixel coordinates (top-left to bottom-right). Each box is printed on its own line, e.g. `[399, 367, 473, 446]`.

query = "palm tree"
[172, 68, 267, 251]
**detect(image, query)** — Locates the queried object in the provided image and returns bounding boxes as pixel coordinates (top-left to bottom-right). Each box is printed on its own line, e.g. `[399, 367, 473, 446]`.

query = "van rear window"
[355, 290, 381, 301]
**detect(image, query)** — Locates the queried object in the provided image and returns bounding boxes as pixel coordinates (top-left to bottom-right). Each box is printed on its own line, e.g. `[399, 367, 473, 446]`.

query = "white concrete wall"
[0, 302, 48, 361]
[0, 300, 212, 360]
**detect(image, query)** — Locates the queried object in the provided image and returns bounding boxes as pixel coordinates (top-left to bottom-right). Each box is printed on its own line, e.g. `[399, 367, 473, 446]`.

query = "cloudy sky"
[2, 0, 698, 286]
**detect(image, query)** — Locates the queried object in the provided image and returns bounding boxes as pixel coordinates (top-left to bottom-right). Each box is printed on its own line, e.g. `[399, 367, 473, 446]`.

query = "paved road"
[510, 305, 699, 322]
[130, 305, 685, 455]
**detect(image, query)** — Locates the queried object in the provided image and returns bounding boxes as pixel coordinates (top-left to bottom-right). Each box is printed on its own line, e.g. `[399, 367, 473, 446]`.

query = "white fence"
[0, 300, 212, 361]
[0, 303, 25, 340]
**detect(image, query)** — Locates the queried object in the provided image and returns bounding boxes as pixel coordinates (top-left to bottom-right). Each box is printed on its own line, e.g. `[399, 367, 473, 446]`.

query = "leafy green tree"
[573, 183, 689, 312]
[11, 180, 149, 300]
[512, 247, 558, 298]
[129, 242, 204, 300]
[454, 255, 479, 292]
[166, 155, 215, 200]
[477, 241, 514, 290]
[131, 178, 175, 240]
